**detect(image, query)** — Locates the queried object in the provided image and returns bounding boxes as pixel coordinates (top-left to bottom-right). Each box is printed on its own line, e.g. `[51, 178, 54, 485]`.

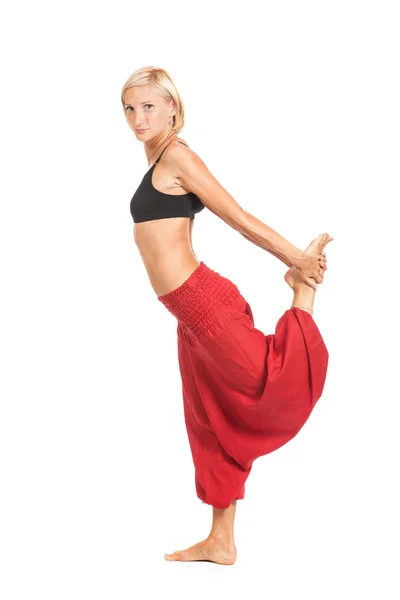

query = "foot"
[284, 232, 333, 290]
[164, 535, 237, 565]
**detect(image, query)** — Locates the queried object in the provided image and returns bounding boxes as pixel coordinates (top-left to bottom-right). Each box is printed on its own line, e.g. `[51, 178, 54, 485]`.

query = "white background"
[1, 0, 399, 598]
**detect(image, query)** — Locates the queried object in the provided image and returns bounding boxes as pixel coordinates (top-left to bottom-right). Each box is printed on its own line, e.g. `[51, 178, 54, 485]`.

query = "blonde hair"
[121, 66, 185, 134]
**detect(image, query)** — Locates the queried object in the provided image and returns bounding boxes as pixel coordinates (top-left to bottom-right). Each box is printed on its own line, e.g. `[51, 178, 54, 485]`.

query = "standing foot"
[164, 535, 237, 565]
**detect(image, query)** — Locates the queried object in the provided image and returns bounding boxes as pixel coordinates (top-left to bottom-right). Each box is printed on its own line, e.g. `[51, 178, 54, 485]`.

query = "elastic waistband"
[157, 261, 244, 336]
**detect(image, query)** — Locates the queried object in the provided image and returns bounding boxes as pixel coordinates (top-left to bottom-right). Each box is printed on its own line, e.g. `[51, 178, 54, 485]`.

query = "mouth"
[135, 129, 147, 133]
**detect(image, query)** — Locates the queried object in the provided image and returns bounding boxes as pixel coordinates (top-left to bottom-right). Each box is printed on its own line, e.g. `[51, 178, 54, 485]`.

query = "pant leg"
[177, 325, 251, 509]
[159, 262, 329, 507]
[190, 304, 329, 472]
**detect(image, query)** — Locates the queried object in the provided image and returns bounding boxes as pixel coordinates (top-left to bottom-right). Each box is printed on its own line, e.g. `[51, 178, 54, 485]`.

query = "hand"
[294, 252, 327, 291]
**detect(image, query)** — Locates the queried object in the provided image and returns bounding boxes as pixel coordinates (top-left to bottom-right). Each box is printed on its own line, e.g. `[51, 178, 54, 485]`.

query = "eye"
[125, 104, 153, 111]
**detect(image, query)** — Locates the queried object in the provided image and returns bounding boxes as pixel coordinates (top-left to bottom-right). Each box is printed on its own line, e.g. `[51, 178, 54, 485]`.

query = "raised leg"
[284, 233, 333, 315]
[291, 278, 317, 315]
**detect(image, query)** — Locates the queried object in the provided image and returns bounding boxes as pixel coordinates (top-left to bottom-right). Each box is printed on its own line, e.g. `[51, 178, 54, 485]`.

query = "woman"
[122, 66, 333, 565]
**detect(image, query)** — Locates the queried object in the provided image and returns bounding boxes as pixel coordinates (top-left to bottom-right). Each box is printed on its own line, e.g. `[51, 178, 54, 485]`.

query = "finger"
[306, 277, 318, 291]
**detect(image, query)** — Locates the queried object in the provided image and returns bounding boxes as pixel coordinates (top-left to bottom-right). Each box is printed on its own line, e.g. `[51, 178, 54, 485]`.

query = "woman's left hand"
[294, 252, 327, 290]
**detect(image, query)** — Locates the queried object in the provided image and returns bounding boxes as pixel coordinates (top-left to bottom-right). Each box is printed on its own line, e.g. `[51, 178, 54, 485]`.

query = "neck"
[145, 130, 176, 164]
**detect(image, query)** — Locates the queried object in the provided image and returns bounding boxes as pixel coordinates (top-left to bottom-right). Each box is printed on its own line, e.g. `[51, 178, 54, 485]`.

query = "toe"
[165, 551, 183, 561]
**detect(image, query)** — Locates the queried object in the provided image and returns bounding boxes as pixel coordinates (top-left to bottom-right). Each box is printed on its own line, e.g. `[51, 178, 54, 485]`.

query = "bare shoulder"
[167, 137, 196, 157]
[164, 139, 246, 229]
[162, 136, 202, 176]
[165, 138, 203, 169]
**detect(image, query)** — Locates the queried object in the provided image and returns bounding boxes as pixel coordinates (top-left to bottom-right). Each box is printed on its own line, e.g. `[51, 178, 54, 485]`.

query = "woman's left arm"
[169, 142, 303, 268]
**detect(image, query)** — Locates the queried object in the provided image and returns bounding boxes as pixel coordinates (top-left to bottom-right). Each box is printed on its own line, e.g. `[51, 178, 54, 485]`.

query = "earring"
[169, 115, 174, 126]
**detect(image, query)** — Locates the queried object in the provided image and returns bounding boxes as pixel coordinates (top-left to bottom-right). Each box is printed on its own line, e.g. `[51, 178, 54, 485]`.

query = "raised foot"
[284, 232, 333, 290]
[164, 535, 237, 565]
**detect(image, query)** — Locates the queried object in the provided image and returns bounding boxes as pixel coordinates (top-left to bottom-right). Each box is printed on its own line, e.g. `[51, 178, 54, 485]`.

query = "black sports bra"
[130, 140, 205, 223]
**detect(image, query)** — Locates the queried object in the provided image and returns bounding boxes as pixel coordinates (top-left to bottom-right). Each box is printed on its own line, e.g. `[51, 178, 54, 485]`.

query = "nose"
[133, 112, 145, 129]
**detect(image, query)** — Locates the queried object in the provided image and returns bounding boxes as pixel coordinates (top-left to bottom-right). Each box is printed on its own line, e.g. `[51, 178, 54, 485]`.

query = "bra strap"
[155, 140, 188, 163]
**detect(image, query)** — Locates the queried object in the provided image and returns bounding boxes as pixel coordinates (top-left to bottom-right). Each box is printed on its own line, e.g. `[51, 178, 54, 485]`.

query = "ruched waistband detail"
[157, 261, 243, 336]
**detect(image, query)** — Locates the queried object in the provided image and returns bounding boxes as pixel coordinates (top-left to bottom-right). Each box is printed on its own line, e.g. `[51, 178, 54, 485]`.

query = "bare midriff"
[133, 216, 201, 297]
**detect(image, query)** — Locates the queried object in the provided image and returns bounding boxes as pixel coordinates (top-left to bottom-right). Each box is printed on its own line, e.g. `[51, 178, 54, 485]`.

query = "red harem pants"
[157, 261, 329, 509]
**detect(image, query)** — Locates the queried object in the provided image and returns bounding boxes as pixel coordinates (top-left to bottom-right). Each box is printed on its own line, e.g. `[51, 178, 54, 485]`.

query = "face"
[123, 85, 176, 141]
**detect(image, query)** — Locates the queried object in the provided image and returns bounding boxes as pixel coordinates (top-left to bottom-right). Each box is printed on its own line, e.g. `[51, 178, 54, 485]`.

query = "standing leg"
[209, 500, 237, 546]
[165, 331, 239, 565]
[164, 500, 238, 565]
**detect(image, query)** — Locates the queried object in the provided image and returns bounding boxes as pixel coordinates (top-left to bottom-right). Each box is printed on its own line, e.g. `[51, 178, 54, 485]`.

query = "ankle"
[291, 305, 314, 315]
[292, 287, 315, 315]
[208, 529, 235, 545]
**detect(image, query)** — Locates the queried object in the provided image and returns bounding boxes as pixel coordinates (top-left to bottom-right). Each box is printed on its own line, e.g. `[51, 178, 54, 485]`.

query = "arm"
[168, 142, 303, 267]
[236, 211, 303, 267]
